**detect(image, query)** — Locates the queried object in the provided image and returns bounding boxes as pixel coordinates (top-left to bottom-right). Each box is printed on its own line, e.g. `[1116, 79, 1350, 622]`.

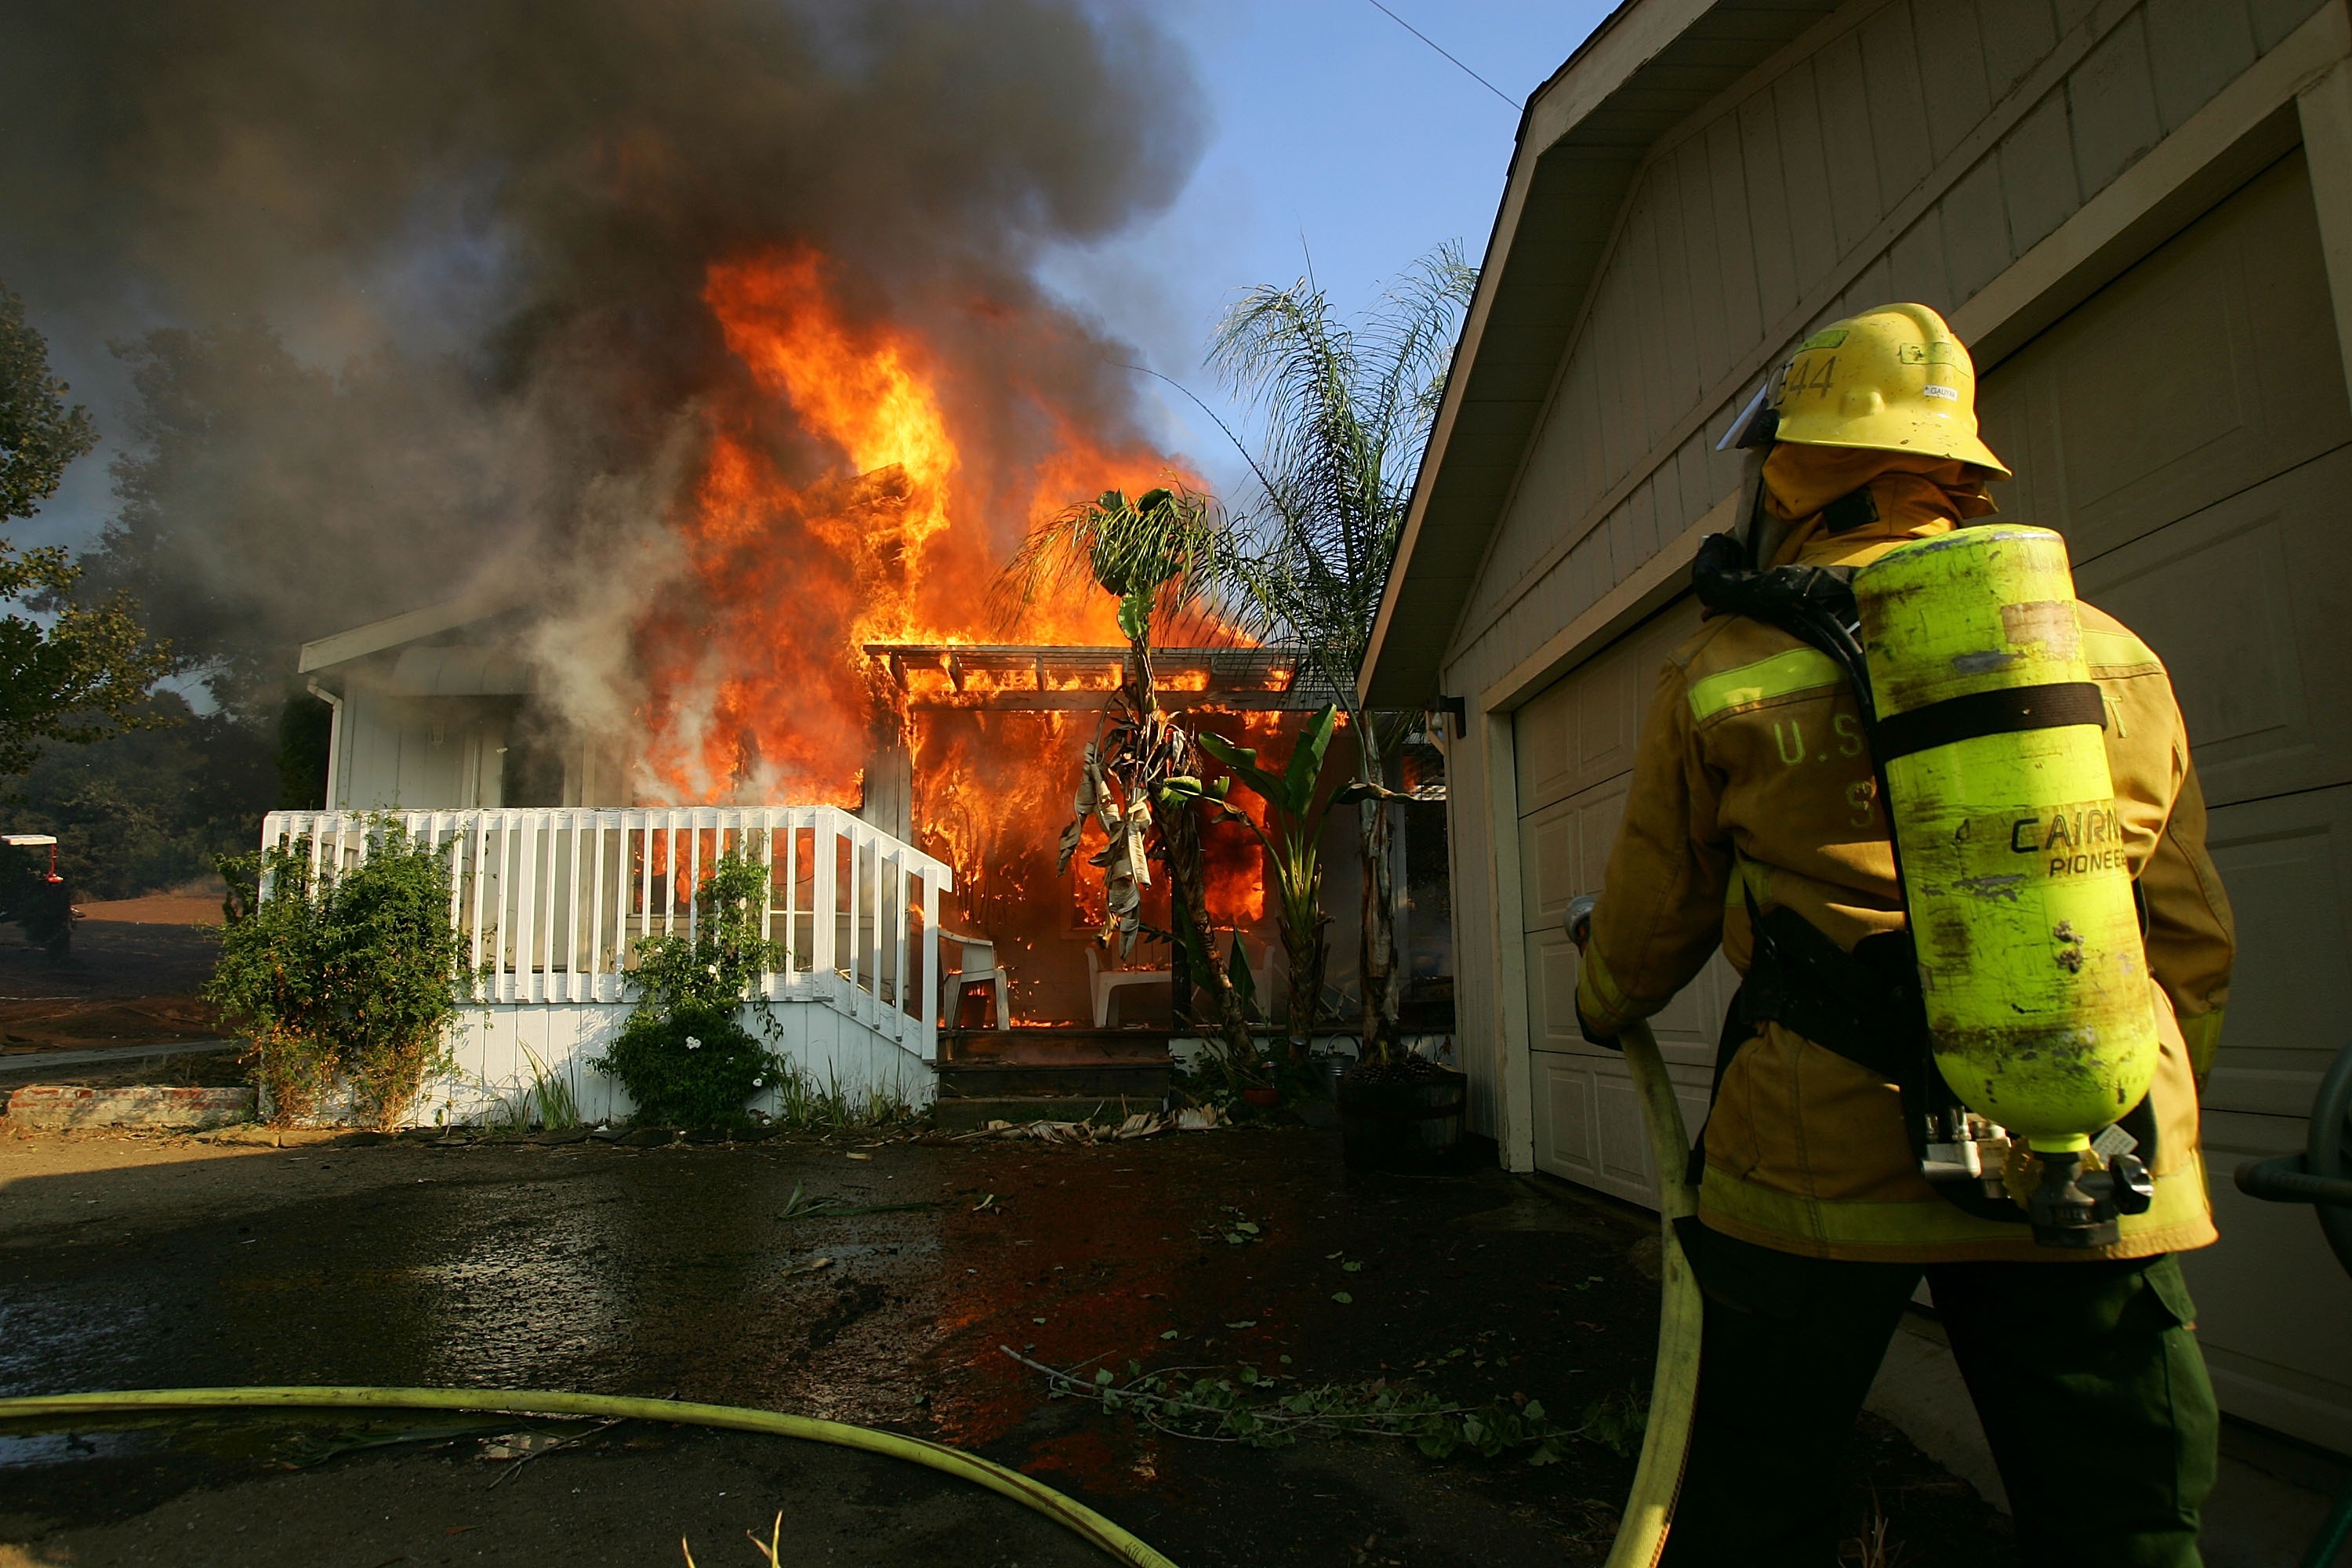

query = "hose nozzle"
[1565, 894, 1598, 949]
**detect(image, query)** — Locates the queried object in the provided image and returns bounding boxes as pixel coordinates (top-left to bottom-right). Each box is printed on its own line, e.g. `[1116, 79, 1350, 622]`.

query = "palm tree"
[1206, 242, 1476, 1058]
[993, 486, 1259, 1069]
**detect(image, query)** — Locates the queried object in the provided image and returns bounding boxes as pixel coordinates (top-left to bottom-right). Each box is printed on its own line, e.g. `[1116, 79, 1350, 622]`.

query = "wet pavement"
[0, 1127, 2013, 1565]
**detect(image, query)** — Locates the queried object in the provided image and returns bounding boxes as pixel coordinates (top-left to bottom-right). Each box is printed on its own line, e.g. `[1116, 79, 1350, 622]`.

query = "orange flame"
[633, 245, 1160, 804]
[628, 245, 1269, 1017]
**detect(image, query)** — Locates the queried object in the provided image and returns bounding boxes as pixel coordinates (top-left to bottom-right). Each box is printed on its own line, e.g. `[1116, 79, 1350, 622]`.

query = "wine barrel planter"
[1337, 1065, 1468, 1172]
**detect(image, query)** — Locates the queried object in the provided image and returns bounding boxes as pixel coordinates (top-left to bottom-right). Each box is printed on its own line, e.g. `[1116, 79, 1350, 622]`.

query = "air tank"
[1853, 525, 2157, 1156]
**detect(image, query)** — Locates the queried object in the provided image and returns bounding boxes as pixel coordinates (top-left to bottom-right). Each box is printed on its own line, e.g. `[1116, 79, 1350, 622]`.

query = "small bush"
[593, 848, 785, 1129]
[599, 999, 779, 1128]
[206, 822, 466, 1129]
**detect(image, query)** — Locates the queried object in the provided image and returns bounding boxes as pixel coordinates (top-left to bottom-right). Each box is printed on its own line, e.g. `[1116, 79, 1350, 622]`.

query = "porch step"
[938, 1025, 1171, 1065]
[931, 1093, 1169, 1132]
[933, 1025, 1174, 1129]
[933, 1057, 1172, 1102]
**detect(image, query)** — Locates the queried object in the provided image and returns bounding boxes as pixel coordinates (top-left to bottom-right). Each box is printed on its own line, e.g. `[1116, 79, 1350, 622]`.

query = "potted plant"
[1333, 1036, 1466, 1172]
[1189, 703, 1461, 1163]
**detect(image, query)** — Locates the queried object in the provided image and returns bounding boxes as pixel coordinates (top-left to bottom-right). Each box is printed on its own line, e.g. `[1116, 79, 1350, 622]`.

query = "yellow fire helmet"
[1767, 303, 2011, 477]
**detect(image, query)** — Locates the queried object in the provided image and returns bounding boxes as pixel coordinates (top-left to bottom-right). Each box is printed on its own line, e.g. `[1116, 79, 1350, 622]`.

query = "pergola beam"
[860, 642, 1343, 713]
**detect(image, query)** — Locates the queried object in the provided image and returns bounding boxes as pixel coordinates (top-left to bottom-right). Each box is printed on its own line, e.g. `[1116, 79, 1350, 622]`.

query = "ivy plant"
[206, 820, 467, 1130]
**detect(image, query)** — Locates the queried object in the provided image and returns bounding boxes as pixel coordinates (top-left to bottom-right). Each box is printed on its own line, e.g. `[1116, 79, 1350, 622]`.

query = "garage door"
[1976, 147, 2352, 1454]
[1513, 601, 1728, 1206]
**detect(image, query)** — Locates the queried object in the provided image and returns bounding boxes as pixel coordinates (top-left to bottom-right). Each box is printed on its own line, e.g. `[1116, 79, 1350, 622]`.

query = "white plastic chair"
[939, 929, 1011, 1031]
[1086, 942, 1170, 1028]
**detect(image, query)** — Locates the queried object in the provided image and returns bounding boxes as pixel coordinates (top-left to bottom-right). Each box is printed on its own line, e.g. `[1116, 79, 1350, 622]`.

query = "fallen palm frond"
[954, 1105, 1225, 1144]
[1002, 1346, 1645, 1466]
[1838, 1497, 1915, 1568]
[482, 1414, 619, 1487]
[775, 1180, 942, 1222]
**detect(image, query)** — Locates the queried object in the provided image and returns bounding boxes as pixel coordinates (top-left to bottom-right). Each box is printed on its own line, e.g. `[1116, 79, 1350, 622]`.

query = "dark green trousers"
[1657, 1226, 2218, 1567]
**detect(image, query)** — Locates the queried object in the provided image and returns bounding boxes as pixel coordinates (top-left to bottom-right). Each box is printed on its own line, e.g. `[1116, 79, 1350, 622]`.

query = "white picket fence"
[256, 808, 957, 1123]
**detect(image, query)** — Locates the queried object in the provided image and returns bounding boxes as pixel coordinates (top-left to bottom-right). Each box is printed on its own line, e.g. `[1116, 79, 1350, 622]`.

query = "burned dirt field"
[0, 914, 223, 1058]
[0, 1129, 2012, 1566]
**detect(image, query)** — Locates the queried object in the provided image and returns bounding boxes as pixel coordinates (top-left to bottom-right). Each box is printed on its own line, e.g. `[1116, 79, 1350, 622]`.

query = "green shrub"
[205, 821, 466, 1129]
[593, 848, 786, 1129]
[479, 1043, 582, 1134]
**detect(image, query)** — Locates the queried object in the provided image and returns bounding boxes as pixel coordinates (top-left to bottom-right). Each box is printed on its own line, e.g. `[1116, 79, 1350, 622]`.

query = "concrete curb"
[0, 1040, 235, 1076]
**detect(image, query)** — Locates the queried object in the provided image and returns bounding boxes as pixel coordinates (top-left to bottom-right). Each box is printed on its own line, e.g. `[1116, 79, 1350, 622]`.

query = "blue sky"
[1044, 0, 1615, 501]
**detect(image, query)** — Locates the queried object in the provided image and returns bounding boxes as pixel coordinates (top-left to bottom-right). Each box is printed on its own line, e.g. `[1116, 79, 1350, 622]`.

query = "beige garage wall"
[1470, 136, 2352, 1457]
[1975, 147, 2352, 1452]
[1438, 0, 2352, 1174]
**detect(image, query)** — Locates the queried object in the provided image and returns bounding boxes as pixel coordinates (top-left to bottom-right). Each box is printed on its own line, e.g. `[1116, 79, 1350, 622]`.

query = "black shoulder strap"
[1691, 530, 1877, 727]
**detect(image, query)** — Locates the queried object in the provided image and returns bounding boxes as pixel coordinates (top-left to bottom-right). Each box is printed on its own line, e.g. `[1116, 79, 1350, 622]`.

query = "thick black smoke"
[0, 0, 1205, 711]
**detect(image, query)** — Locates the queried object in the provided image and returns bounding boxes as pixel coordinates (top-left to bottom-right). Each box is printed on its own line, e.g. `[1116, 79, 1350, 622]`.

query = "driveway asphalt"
[0, 1126, 2013, 1566]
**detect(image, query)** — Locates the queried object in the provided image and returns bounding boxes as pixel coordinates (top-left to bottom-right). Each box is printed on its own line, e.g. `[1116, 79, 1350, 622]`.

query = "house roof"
[1359, 0, 1839, 708]
[296, 586, 529, 675]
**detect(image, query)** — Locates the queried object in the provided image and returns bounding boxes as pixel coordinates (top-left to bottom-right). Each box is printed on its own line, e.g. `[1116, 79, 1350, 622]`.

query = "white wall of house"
[329, 686, 510, 810]
[1407, 0, 2352, 1454]
[430, 1001, 936, 1127]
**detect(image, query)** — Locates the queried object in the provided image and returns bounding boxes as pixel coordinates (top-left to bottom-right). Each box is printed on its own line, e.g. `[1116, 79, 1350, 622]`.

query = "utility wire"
[1363, 0, 1520, 111]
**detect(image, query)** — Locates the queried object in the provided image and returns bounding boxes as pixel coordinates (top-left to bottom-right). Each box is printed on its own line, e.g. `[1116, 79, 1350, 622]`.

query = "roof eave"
[1358, 0, 1838, 710]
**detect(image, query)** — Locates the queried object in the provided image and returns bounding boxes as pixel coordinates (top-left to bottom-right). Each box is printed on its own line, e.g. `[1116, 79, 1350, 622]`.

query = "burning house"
[280, 243, 1450, 1122]
[0, 0, 1457, 1123]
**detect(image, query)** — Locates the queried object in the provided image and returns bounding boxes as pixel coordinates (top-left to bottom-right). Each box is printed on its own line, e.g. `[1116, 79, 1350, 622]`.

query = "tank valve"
[2028, 1150, 2117, 1248]
[2028, 1149, 2154, 1247]
[2085, 1151, 2155, 1217]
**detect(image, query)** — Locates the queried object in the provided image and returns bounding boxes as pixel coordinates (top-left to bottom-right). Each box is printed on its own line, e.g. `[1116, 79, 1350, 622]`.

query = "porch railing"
[257, 807, 956, 1060]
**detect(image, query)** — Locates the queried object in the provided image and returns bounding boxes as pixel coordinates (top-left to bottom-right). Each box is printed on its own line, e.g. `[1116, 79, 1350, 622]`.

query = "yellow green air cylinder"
[1852, 525, 2157, 1156]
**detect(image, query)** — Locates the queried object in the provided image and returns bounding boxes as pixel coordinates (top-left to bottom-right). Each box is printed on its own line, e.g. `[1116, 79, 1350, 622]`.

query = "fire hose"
[1598, 1014, 1703, 1568]
[0, 1385, 1177, 1568]
[1566, 896, 1704, 1568]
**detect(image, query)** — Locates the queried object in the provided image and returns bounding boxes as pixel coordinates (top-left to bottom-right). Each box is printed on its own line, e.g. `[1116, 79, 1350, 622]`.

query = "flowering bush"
[593, 848, 786, 1128]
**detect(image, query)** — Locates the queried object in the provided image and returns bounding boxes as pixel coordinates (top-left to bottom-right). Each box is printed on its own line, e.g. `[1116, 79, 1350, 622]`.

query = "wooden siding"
[1445, 0, 2326, 706]
[1437, 0, 2330, 1158]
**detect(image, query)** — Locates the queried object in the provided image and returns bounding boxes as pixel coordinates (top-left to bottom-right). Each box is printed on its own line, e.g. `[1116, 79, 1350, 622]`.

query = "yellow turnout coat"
[1573, 447, 2234, 1263]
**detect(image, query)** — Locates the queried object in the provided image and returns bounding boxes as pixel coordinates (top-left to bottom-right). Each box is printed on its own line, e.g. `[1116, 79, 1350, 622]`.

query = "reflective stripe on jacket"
[1573, 452, 2234, 1264]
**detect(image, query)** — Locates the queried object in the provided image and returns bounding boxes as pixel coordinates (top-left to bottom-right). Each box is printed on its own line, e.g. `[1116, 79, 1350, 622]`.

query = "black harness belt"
[1872, 681, 2106, 763]
[1737, 898, 1920, 1085]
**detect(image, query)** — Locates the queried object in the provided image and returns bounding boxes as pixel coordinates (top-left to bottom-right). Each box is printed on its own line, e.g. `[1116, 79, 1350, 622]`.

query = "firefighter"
[1573, 303, 2234, 1565]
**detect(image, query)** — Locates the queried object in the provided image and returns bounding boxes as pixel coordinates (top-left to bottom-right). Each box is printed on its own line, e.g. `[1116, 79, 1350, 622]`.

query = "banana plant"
[1185, 703, 1388, 1064]
[1014, 485, 1258, 1073]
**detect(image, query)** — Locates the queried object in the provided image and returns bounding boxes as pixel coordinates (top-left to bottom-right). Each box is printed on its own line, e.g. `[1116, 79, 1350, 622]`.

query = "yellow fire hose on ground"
[0, 1385, 1177, 1568]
